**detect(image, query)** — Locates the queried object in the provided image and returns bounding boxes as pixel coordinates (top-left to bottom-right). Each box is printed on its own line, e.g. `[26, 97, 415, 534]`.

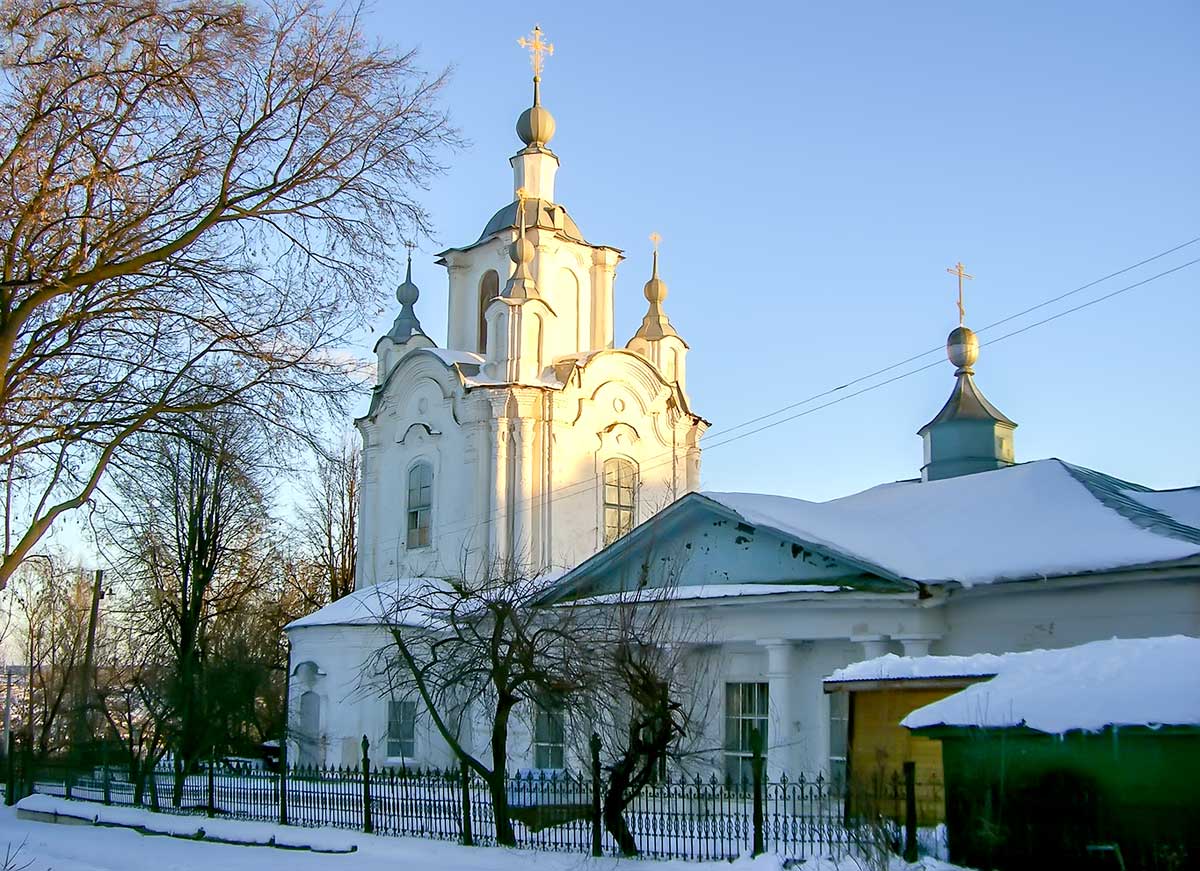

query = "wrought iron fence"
[4, 740, 943, 864]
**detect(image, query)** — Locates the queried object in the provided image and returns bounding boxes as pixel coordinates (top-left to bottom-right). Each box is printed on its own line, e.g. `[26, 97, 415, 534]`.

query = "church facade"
[286, 35, 706, 769]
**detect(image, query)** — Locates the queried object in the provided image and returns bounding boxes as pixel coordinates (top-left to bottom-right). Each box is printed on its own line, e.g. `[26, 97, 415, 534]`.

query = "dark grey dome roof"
[476, 198, 587, 245]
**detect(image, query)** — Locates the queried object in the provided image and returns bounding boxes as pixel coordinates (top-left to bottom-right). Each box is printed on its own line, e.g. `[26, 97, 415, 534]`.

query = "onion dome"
[517, 102, 556, 148]
[946, 325, 980, 373]
[516, 26, 556, 148]
[386, 253, 427, 342]
[632, 240, 679, 341]
[502, 190, 541, 301]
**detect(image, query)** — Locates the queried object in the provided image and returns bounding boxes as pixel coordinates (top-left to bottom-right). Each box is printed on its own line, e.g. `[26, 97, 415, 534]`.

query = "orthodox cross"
[946, 261, 974, 325]
[650, 231, 661, 253]
[518, 26, 554, 79]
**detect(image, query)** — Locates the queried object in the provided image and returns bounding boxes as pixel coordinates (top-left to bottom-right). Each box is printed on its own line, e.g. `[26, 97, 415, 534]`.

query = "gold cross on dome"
[518, 25, 554, 78]
[946, 261, 974, 325]
[650, 231, 662, 253]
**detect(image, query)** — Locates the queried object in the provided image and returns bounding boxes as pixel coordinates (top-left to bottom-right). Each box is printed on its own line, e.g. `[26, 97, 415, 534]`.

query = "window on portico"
[406, 462, 433, 548]
[828, 690, 849, 791]
[603, 457, 637, 545]
[533, 704, 565, 770]
[387, 699, 416, 759]
[724, 682, 768, 786]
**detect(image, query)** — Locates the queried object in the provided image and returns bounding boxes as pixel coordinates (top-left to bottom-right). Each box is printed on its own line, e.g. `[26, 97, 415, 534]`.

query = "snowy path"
[0, 803, 778, 871]
[0, 803, 969, 871]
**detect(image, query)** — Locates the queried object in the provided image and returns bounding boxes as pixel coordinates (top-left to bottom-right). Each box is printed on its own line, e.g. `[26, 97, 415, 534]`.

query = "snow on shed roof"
[825, 651, 1011, 684]
[704, 459, 1200, 587]
[901, 635, 1200, 734]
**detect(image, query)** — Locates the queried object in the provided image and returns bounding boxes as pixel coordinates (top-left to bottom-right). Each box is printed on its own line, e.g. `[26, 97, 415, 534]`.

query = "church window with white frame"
[533, 705, 565, 770]
[406, 462, 433, 548]
[387, 699, 417, 759]
[724, 682, 768, 785]
[603, 457, 638, 545]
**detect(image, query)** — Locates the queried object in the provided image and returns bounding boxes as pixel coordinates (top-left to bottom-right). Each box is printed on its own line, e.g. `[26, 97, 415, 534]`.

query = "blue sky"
[366, 1, 1200, 500]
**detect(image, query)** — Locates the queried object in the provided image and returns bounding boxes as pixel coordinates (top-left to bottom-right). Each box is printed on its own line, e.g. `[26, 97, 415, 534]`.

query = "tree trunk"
[488, 703, 516, 846]
[486, 774, 516, 847]
[602, 753, 640, 856]
[171, 754, 184, 807]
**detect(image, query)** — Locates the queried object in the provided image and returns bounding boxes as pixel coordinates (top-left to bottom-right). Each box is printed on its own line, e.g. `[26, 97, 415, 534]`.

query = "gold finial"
[518, 25, 554, 79]
[649, 231, 661, 277]
[946, 261, 974, 325]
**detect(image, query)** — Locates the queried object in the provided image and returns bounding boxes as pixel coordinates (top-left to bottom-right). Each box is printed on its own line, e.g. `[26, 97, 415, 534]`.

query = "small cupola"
[919, 264, 1016, 482]
[627, 233, 690, 396]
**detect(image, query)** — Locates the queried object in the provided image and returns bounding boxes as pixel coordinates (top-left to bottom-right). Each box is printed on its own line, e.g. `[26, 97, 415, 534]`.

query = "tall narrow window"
[533, 705, 565, 770]
[478, 270, 499, 353]
[828, 690, 849, 791]
[298, 691, 321, 767]
[387, 699, 416, 759]
[603, 458, 637, 545]
[406, 462, 433, 548]
[724, 682, 768, 786]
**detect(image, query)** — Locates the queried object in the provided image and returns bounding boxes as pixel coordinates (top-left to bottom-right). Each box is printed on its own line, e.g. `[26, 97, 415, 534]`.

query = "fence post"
[750, 727, 764, 858]
[361, 735, 373, 834]
[460, 760, 474, 846]
[102, 744, 111, 806]
[206, 755, 215, 818]
[4, 734, 13, 807]
[590, 732, 602, 857]
[903, 761, 918, 862]
[278, 742, 289, 827]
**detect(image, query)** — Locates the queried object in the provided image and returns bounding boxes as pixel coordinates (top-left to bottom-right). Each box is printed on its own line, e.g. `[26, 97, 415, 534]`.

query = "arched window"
[298, 690, 321, 767]
[407, 462, 433, 548]
[603, 458, 638, 545]
[478, 270, 499, 354]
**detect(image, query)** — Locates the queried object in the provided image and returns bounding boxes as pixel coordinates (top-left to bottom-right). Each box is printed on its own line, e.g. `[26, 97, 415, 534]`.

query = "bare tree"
[558, 556, 714, 857]
[8, 557, 94, 758]
[102, 412, 273, 805]
[366, 562, 592, 847]
[296, 435, 359, 606]
[0, 0, 458, 589]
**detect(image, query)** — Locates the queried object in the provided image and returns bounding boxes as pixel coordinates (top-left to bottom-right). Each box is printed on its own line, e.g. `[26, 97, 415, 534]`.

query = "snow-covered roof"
[285, 578, 447, 630]
[901, 635, 1200, 734]
[576, 583, 854, 605]
[825, 651, 1010, 684]
[287, 570, 573, 631]
[704, 459, 1200, 587]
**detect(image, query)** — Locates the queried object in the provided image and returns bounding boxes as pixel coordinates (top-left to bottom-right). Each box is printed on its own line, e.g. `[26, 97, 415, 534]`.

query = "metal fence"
[5, 741, 942, 863]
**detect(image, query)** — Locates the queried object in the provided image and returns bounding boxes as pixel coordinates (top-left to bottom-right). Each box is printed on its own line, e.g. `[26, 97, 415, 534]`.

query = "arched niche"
[478, 270, 500, 354]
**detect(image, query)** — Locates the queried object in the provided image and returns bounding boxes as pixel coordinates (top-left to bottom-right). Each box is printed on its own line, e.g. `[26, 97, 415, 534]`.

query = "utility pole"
[2, 667, 12, 756]
[73, 569, 105, 752]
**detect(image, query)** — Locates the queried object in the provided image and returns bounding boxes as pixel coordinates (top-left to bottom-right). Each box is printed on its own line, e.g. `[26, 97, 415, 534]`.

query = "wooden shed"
[824, 653, 1002, 824]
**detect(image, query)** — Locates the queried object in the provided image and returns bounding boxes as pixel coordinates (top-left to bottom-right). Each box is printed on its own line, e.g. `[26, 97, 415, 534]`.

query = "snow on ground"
[901, 635, 1200, 733]
[0, 801, 974, 871]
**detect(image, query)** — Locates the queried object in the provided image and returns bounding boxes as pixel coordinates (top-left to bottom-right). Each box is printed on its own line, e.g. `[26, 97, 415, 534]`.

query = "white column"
[490, 418, 510, 570]
[895, 634, 940, 657]
[511, 417, 537, 571]
[851, 635, 891, 659]
[759, 640, 794, 779]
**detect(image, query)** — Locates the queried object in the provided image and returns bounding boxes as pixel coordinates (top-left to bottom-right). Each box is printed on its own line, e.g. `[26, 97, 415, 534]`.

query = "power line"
[383, 240, 1200, 546]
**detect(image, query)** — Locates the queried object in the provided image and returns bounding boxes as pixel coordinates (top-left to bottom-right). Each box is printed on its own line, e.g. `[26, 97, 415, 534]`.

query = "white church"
[286, 31, 1200, 781]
